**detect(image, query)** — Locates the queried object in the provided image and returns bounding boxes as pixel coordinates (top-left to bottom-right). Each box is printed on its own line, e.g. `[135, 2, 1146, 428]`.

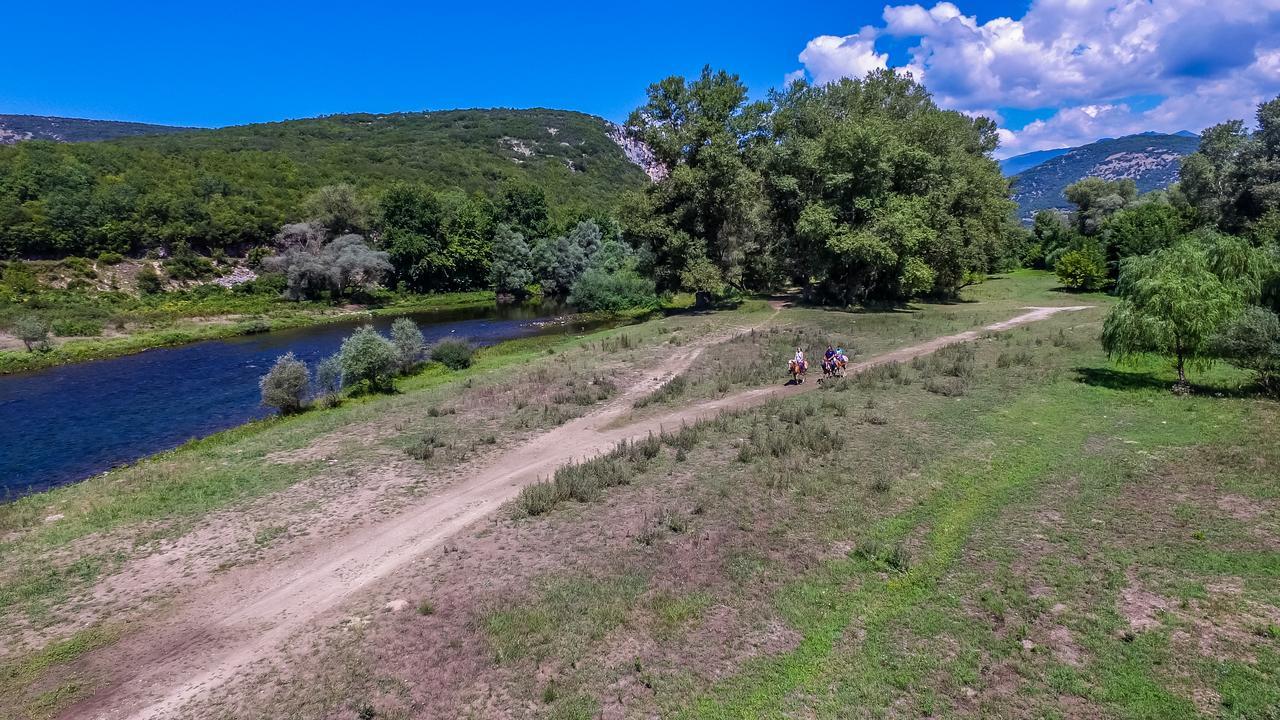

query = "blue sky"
[0, 1, 1027, 126]
[3, 1, 1277, 157]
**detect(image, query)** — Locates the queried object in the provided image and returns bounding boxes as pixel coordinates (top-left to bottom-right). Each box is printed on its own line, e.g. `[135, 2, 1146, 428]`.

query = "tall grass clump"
[633, 375, 689, 408]
[737, 413, 844, 463]
[517, 434, 662, 516]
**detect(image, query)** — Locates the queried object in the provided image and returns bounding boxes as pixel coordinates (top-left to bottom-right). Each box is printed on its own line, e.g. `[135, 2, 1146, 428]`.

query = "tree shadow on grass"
[1074, 366, 1256, 398]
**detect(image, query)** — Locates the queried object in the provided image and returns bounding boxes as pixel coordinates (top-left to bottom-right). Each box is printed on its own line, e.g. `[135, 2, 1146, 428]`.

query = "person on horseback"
[836, 346, 848, 364]
[794, 347, 806, 372]
[823, 345, 836, 375]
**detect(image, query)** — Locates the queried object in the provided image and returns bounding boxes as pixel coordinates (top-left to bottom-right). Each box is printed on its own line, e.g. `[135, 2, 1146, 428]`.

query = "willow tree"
[1102, 235, 1258, 389]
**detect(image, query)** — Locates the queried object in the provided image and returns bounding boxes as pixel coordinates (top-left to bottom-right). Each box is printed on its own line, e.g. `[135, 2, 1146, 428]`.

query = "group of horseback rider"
[789, 344, 848, 382]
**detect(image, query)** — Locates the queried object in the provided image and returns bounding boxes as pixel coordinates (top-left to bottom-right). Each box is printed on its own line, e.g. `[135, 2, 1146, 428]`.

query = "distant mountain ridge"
[1008, 132, 1201, 220]
[0, 114, 195, 144]
[999, 147, 1072, 176]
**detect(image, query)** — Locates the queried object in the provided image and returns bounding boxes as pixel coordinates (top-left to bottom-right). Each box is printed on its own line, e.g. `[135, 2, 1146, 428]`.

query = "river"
[0, 302, 606, 498]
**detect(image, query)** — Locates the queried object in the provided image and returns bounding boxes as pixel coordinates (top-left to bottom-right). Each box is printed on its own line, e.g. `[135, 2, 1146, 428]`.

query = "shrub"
[431, 339, 474, 370]
[2, 262, 40, 296]
[518, 482, 562, 516]
[259, 352, 310, 414]
[406, 433, 444, 460]
[568, 265, 659, 313]
[246, 246, 271, 269]
[96, 251, 125, 265]
[12, 315, 51, 351]
[633, 374, 688, 408]
[314, 351, 345, 397]
[50, 318, 104, 337]
[1055, 247, 1108, 291]
[855, 539, 910, 572]
[164, 242, 217, 281]
[236, 318, 271, 335]
[136, 265, 164, 295]
[1212, 305, 1280, 395]
[338, 325, 398, 391]
[924, 376, 967, 397]
[390, 317, 426, 373]
[63, 256, 96, 278]
[516, 437, 656, 515]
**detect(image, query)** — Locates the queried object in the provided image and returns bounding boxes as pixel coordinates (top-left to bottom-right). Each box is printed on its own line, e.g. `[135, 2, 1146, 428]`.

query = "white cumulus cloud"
[797, 27, 889, 84]
[792, 0, 1280, 157]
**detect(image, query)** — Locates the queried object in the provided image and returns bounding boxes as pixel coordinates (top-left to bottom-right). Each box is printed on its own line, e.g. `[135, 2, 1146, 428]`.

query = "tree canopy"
[624, 68, 1020, 303]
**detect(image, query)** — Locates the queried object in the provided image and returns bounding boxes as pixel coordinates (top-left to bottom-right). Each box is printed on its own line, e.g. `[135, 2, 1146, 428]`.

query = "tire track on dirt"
[77, 305, 1088, 720]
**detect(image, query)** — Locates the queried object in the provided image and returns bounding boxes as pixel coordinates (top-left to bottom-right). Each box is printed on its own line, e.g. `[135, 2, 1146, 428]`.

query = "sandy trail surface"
[77, 305, 1088, 720]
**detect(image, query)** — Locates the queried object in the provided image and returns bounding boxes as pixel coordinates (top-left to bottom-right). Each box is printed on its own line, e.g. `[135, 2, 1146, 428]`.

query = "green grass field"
[2, 271, 1275, 720]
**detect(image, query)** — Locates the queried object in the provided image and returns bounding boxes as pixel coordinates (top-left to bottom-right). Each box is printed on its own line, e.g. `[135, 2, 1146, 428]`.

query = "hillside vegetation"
[0, 109, 649, 258]
[1011, 132, 1200, 219]
[0, 114, 194, 145]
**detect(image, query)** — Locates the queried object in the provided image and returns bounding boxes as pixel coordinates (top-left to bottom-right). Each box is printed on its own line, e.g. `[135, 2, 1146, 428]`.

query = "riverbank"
[0, 290, 499, 375]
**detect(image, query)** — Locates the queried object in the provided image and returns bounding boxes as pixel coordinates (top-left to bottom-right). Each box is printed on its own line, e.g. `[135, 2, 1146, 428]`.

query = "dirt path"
[76, 305, 1088, 720]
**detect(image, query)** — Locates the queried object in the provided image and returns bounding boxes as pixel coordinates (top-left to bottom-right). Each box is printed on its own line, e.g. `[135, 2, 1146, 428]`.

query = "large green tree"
[762, 71, 1017, 302]
[1063, 177, 1137, 236]
[379, 184, 493, 292]
[624, 66, 773, 293]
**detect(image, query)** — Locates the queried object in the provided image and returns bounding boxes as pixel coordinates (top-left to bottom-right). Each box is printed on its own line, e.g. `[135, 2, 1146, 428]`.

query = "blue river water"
[0, 302, 604, 498]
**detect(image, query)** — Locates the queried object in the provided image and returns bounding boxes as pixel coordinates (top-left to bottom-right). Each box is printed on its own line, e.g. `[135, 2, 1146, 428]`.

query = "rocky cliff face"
[607, 123, 666, 182]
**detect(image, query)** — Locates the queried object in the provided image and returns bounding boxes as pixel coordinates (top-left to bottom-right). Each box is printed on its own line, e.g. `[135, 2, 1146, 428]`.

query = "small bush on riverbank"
[391, 317, 426, 373]
[260, 353, 310, 414]
[136, 265, 164, 295]
[339, 326, 398, 392]
[314, 353, 344, 405]
[568, 266, 658, 313]
[431, 339, 474, 370]
[13, 315, 51, 351]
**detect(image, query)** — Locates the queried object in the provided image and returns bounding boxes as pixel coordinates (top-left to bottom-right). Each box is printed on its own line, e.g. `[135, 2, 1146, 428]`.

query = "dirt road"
[78, 305, 1089, 720]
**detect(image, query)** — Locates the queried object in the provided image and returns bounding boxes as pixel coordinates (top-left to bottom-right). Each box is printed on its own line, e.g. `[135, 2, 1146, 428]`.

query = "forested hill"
[1010, 132, 1200, 219]
[114, 108, 652, 201]
[0, 109, 653, 258]
[0, 114, 194, 144]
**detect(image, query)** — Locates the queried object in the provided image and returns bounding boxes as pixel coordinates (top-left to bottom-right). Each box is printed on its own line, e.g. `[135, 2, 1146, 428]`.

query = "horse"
[822, 356, 848, 379]
[788, 358, 807, 384]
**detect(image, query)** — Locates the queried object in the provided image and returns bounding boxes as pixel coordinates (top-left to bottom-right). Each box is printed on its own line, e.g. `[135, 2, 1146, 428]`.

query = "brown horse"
[788, 359, 807, 384]
[822, 356, 848, 378]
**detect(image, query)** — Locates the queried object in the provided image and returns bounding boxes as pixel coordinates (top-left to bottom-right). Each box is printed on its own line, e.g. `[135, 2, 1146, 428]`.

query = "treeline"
[623, 68, 1022, 303]
[1030, 97, 1280, 392]
[248, 180, 659, 312]
[0, 109, 648, 259]
[1030, 97, 1280, 293]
